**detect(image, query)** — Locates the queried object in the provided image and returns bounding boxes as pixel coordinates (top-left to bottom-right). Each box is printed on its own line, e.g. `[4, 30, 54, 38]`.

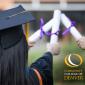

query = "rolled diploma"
[28, 19, 53, 42]
[61, 13, 82, 40]
[50, 10, 61, 44]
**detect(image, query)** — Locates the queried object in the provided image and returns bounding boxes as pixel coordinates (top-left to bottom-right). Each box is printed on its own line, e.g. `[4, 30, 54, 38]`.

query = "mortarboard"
[0, 5, 35, 49]
[0, 5, 35, 30]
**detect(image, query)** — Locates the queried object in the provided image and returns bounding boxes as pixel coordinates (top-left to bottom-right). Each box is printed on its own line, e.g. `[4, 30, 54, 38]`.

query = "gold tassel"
[24, 23, 30, 42]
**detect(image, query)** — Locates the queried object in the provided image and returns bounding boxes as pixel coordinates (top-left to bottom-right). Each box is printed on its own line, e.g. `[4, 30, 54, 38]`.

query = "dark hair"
[0, 26, 28, 85]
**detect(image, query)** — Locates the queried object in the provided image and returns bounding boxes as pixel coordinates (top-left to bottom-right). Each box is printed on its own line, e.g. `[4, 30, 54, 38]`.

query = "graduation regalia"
[29, 52, 53, 85]
[0, 5, 53, 85]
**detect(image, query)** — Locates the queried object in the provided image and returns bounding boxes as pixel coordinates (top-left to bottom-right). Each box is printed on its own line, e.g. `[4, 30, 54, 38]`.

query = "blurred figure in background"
[0, 0, 14, 10]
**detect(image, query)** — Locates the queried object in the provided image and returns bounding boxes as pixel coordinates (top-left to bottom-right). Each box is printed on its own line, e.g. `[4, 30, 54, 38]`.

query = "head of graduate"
[0, 5, 35, 85]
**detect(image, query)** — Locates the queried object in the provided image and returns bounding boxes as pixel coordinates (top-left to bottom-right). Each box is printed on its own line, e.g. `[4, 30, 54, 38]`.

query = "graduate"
[0, 0, 60, 85]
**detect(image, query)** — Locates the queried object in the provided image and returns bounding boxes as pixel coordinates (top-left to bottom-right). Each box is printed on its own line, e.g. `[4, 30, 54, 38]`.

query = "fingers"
[76, 36, 85, 49]
[47, 43, 61, 55]
[28, 41, 35, 47]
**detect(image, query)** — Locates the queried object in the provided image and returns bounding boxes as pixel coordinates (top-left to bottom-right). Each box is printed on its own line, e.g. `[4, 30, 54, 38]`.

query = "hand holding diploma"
[47, 43, 61, 55]
[77, 36, 85, 49]
[28, 41, 35, 47]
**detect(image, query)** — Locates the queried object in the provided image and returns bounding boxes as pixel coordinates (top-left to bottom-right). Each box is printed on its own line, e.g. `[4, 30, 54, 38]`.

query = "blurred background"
[5, 0, 85, 85]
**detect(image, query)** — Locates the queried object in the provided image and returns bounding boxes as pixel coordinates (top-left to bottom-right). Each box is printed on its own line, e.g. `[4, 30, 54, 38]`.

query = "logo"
[64, 54, 83, 67]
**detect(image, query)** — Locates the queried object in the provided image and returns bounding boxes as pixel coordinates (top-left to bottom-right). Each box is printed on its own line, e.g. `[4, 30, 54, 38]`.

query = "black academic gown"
[0, 25, 53, 85]
[27, 52, 53, 85]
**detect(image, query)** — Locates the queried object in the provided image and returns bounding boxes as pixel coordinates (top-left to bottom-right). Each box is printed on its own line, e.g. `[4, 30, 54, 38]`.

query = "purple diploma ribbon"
[40, 17, 76, 39]
[62, 21, 76, 36]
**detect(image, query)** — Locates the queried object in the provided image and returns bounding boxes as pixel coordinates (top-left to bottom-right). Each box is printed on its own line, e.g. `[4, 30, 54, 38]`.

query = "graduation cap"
[0, 5, 35, 49]
[0, 5, 35, 30]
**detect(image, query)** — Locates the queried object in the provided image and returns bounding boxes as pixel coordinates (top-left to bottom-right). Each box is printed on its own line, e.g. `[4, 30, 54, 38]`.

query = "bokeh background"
[15, 0, 85, 85]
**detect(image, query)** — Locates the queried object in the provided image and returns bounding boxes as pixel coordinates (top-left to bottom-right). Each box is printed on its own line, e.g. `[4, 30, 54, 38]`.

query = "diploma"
[61, 13, 82, 40]
[50, 10, 61, 44]
[28, 19, 54, 42]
